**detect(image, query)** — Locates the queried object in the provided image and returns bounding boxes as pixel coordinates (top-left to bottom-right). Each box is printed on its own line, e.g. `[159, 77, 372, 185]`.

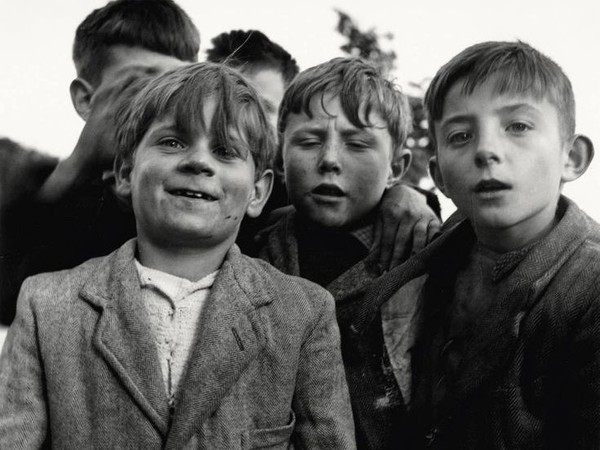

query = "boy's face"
[281, 94, 396, 228]
[431, 76, 571, 244]
[116, 98, 272, 249]
[242, 67, 286, 132]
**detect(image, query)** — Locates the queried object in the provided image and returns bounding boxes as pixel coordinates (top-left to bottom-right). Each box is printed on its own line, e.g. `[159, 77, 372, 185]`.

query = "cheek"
[284, 153, 313, 189]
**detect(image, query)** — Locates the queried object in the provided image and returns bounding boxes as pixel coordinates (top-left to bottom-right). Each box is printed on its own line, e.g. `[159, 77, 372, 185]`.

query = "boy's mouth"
[169, 189, 217, 201]
[312, 184, 345, 197]
[473, 179, 512, 193]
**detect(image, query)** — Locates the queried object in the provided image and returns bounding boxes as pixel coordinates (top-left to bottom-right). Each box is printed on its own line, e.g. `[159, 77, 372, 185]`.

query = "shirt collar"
[135, 260, 218, 302]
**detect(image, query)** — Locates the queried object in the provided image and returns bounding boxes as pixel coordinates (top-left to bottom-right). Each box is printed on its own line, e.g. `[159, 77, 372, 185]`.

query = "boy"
[206, 31, 440, 264]
[354, 41, 600, 448]
[206, 29, 299, 131]
[0, 62, 355, 448]
[258, 57, 426, 449]
[0, 0, 199, 325]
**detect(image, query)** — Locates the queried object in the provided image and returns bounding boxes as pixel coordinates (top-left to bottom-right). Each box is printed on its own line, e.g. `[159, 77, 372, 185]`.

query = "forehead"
[440, 77, 559, 121]
[100, 45, 188, 88]
[285, 94, 387, 131]
[243, 67, 286, 109]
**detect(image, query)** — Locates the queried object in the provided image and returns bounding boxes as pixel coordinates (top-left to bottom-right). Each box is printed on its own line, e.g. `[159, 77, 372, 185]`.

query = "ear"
[386, 148, 412, 189]
[561, 134, 594, 183]
[428, 155, 449, 196]
[113, 154, 134, 200]
[69, 77, 95, 121]
[246, 169, 275, 218]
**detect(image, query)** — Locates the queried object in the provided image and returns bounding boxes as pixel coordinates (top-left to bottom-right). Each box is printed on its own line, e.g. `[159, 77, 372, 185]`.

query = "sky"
[0, 0, 599, 220]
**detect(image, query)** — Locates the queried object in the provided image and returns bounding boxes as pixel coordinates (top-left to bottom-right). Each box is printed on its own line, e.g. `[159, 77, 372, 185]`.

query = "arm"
[562, 293, 600, 448]
[36, 68, 155, 203]
[372, 184, 441, 273]
[0, 279, 48, 447]
[292, 289, 356, 449]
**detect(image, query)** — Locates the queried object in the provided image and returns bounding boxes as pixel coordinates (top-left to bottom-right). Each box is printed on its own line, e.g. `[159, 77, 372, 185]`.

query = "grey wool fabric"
[0, 240, 356, 449]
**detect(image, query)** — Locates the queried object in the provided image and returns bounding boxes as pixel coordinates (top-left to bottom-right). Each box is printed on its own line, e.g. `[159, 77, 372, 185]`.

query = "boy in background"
[0, 0, 199, 325]
[0, 62, 355, 448]
[259, 57, 424, 449]
[356, 41, 600, 448]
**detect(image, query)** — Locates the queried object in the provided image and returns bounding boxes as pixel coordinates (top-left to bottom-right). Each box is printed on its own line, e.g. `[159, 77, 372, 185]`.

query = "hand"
[73, 66, 157, 175]
[36, 68, 156, 202]
[371, 184, 441, 273]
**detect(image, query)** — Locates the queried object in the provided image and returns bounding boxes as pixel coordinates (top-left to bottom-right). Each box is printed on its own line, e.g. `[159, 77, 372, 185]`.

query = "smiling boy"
[353, 41, 600, 448]
[0, 63, 355, 448]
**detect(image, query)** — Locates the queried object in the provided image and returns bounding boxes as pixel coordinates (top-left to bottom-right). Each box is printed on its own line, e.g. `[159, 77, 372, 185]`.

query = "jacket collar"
[259, 208, 380, 304]
[80, 240, 271, 444]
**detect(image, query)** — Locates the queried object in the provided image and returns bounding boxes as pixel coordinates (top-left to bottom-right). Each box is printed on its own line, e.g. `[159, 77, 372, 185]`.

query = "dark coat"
[348, 196, 600, 449]
[0, 240, 356, 449]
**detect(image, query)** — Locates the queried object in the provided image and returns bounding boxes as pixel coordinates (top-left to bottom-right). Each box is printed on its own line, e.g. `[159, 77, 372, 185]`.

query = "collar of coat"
[258, 208, 381, 304]
[349, 196, 595, 335]
[78, 240, 273, 446]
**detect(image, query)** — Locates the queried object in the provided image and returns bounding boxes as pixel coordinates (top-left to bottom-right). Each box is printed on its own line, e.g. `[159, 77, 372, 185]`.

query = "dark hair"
[116, 62, 276, 177]
[425, 40, 575, 146]
[73, 0, 200, 86]
[206, 29, 299, 86]
[278, 57, 412, 155]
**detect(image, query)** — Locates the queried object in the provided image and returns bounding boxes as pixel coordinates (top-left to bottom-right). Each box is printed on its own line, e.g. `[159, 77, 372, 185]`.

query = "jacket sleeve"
[291, 288, 356, 449]
[0, 277, 48, 448]
[562, 289, 600, 448]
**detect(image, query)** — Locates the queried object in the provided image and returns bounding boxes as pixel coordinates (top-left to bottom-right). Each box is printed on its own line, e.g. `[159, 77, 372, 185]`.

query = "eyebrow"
[440, 102, 542, 128]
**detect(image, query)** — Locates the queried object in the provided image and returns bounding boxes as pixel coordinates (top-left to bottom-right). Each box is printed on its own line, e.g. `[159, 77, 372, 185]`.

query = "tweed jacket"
[0, 240, 355, 449]
[347, 196, 600, 449]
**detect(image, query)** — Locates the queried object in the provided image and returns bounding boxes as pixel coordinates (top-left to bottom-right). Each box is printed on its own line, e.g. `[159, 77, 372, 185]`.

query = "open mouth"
[474, 179, 511, 193]
[312, 184, 345, 197]
[169, 189, 217, 201]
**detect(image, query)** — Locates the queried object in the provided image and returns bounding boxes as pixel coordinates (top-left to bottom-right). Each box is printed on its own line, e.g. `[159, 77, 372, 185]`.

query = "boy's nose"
[474, 134, 502, 168]
[177, 143, 215, 176]
[317, 141, 342, 174]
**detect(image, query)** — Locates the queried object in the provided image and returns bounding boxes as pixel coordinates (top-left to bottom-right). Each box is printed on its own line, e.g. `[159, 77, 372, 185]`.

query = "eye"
[447, 131, 472, 146]
[346, 140, 370, 150]
[213, 145, 241, 160]
[296, 138, 321, 149]
[158, 137, 185, 150]
[506, 122, 532, 134]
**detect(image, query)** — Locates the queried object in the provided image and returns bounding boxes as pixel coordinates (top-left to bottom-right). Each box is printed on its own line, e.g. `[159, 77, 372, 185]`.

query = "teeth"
[172, 189, 215, 200]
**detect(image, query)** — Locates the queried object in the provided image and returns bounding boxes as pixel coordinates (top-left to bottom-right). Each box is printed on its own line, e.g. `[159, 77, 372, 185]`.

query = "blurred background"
[0, 0, 598, 220]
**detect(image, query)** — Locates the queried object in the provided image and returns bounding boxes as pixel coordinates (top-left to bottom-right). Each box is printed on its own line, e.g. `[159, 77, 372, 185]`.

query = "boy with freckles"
[258, 57, 424, 449]
[356, 41, 600, 448]
[0, 63, 355, 448]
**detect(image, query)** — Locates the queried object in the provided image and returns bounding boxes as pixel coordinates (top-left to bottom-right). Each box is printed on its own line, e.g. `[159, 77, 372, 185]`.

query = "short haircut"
[278, 57, 413, 154]
[425, 40, 576, 146]
[206, 30, 299, 86]
[115, 62, 276, 177]
[73, 0, 200, 86]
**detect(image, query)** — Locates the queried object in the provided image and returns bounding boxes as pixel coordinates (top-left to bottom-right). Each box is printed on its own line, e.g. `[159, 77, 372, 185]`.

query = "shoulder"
[232, 252, 335, 320]
[0, 138, 58, 205]
[18, 254, 108, 313]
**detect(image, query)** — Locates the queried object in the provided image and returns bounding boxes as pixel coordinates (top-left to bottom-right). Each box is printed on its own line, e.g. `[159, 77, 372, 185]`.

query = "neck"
[136, 234, 234, 281]
[475, 202, 559, 254]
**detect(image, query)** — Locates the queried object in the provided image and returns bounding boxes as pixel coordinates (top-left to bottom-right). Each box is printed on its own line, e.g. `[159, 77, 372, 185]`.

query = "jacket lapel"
[165, 247, 269, 447]
[80, 240, 170, 436]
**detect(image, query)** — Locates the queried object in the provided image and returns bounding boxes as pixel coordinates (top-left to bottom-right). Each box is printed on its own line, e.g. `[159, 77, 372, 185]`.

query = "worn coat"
[347, 196, 600, 449]
[258, 209, 414, 449]
[0, 240, 355, 449]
